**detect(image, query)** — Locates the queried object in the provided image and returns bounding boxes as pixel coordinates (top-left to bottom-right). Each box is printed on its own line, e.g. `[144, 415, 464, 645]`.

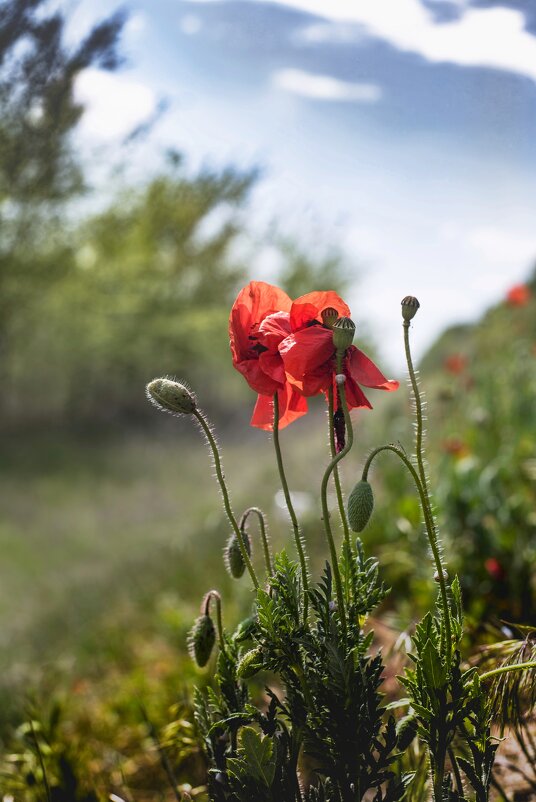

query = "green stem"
[273, 393, 309, 618]
[30, 719, 51, 802]
[402, 322, 452, 655]
[320, 360, 354, 641]
[205, 590, 227, 657]
[448, 747, 464, 797]
[480, 661, 536, 682]
[239, 506, 274, 576]
[194, 409, 259, 589]
[327, 384, 351, 554]
[362, 443, 451, 653]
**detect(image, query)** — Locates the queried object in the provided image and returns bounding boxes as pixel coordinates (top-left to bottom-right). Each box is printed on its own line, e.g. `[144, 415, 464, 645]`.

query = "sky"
[66, 0, 536, 368]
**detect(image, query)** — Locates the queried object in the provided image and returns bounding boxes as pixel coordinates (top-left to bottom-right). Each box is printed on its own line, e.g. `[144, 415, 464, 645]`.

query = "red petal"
[279, 327, 335, 383]
[346, 347, 399, 391]
[229, 282, 292, 362]
[250, 385, 308, 430]
[343, 374, 372, 410]
[235, 359, 281, 396]
[259, 350, 286, 386]
[290, 291, 351, 330]
[257, 311, 292, 350]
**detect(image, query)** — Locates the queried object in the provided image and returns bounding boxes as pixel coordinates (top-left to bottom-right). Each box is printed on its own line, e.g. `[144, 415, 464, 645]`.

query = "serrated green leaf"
[421, 639, 447, 690]
[237, 726, 276, 787]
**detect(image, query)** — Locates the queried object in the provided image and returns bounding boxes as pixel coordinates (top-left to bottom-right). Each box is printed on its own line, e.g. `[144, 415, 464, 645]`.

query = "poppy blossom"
[506, 284, 531, 307]
[444, 354, 467, 375]
[485, 557, 505, 581]
[229, 281, 307, 430]
[279, 292, 399, 414]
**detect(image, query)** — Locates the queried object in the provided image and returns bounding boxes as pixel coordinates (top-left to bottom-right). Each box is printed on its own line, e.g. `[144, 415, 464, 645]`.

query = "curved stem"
[480, 661, 536, 682]
[363, 443, 452, 653]
[273, 393, 309, 618]
[327, 384, 351, 554]
[320, 363, 354, 641]
[205, 590, 227, 657]
[194, 409, 259, 589]
[240, 507, 274, 576]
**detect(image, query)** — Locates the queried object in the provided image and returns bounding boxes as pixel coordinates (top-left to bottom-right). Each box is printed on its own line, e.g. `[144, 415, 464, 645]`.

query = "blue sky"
[67, 0, 536, 367]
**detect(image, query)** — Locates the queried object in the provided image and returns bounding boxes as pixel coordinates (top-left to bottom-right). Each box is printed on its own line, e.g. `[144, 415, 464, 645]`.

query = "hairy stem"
[204, 590, 227, 657]
[320, 362, 354, 641]
[273, 392, 309, 618]
[327, 383, 351, 554]
[194, 409, 259, 589]
[402, 321, 452, 656]
[239, 506, 274, 576]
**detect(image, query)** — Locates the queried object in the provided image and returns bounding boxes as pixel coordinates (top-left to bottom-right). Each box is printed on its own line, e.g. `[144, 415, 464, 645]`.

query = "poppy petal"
[230, 282, 292, 362]
[257, 311, 292, 350]
[279, 327, 335, 382]
[347, 347, 399, 391]
[290, 291, 351, 330]
[259, 350, 286, 386]
[250, 385, 308, 430]
[343, 374, 372, 410]
[235, 359, 281, 396]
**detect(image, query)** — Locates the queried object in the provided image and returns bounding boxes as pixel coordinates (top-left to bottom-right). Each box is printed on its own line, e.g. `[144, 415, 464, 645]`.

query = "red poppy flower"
[485, 557, 505, 581]
[506, 283, 531, 307]
[229, 281, 308, 430]
[444, 354, 467, 375]
[279, 292, 399, 411]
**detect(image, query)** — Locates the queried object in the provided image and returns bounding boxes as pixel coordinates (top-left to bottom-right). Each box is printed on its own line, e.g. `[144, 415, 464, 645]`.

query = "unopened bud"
[401, 296, 420, 322]
[224, 530, 252, 579]
[347, 480, 374, 532]
[236, 645, 263, 679]
[188, 614, 215, 667]
[146, 377, 197, 415]
[321, 307, 339, 329]
[332, 317, 356, 352]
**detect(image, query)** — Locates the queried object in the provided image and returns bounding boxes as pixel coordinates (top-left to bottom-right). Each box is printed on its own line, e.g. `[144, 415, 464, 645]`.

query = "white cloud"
[180, 14, 203, 35]
[74, 69, 157, 140]
[267, 0, 536, 83]
[468, 226, 536, 264]
[294, 21, 365, 45]
[273, 68, 382, 101]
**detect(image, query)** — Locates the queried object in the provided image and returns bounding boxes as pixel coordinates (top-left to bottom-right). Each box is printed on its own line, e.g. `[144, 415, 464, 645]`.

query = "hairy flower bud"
[332, 316, 356, 352]
[321, 307, 339, 329]
[224, 530, 252, 579]
[401, 296, 420, 322]
[347, 480, 374, 532]
[188, 614, 215, 667]
[236, 646, 263, 679]
[146, 377, 197, 415]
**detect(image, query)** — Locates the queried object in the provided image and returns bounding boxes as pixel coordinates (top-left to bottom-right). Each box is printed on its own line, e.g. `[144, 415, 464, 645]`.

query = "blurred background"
[0, 0, 535, 797]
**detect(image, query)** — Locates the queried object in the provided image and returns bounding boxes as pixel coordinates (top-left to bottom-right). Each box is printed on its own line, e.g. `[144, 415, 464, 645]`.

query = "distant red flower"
[444, 354, 467, 375]
[279, 292, 399, 411]
[485, 557, 505, 581]
[229, 281, 307, 430]
[441, 437, 468, 457]
[506, 284, 531, 307]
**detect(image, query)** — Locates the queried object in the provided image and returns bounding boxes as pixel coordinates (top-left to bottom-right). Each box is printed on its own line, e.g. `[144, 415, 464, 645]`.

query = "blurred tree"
[276, 238, 349, 299]
[0, 0, 124, 415]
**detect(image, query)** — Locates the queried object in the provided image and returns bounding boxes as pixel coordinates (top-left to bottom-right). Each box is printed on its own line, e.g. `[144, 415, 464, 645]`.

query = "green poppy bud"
[146, 377, 197, 416]
[233, 615, 258, 643]
[188, 614, 215, 667]
[332, 316, 356, 353]
[321, 307, 339, 329]
[224, 530, 252, 579]
[236, 646, 263, 679]
[396, 714, 418, 750]
[347, 480, 374, 532]
[401, 296, 420, 322]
